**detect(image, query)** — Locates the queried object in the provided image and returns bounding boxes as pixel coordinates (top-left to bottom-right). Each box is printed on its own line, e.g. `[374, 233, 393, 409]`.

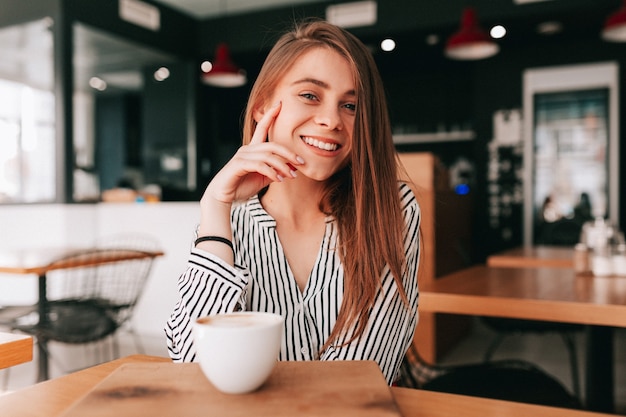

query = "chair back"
[47, 234, 161, 327]
[420, 360, 582, 409]
[9, 235, 162, 362]
[95, 233, 161, 325]
[398, 344, 582, 409]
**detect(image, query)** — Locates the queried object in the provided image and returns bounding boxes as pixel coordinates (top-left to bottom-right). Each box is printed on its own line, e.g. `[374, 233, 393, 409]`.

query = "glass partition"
[533, 90, 608, 218]
[523, 62, 619, 245]
[72, 23, 195, 202]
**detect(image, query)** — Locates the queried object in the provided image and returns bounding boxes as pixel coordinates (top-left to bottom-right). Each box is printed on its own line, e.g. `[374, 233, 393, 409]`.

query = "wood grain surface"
[487, 246, 574, 269]
[0, 355, 617, 417]
[420, 265, 626, 327]
[59, 361, 401, 417]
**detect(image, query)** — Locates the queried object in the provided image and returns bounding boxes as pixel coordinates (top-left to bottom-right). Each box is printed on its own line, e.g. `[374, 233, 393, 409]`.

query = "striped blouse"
[165, 182, 420, 384]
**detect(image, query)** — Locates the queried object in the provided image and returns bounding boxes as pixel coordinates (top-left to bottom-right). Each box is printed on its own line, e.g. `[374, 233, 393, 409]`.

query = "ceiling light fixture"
[154, 66, 170, 81]
[536, 21, 563, 36]
[201, 43, 247, 88]
[380, 38, 396, 52]
[445, 7, 499, 60]
[602, 0, 626, 42]
[426, 34, 440, 45]
[490, 25, 507, 39]
[89, 76, 107, 91]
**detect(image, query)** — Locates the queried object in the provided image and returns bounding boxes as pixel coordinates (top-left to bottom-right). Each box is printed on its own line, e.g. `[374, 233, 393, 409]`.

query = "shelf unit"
[393, 130, 475, 144]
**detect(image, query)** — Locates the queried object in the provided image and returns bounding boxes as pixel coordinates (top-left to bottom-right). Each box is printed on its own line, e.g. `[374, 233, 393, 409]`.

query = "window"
[0, 18, 56, 203]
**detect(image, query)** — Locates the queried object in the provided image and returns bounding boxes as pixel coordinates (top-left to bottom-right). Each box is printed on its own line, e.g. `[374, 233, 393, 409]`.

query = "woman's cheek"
[267, 113, 289, 143]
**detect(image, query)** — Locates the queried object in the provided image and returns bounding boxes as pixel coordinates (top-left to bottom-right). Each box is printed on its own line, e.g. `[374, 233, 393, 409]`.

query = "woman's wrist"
[197, 195, 235, 262]
[199, 195, 232, 230]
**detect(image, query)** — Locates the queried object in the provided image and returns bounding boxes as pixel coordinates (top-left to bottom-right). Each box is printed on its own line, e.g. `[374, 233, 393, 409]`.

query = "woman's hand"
[202, 101, 304, 206]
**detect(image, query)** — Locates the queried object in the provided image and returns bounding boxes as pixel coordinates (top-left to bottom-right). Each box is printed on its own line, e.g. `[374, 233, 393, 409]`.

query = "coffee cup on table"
[193, 311, 284, 394]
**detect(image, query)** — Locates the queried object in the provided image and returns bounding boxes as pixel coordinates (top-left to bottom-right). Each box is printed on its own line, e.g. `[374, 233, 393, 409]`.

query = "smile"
[301, 136, 339, 152]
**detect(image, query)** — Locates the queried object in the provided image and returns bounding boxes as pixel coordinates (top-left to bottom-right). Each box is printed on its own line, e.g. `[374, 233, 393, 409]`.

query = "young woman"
[165, 19, 420, 385]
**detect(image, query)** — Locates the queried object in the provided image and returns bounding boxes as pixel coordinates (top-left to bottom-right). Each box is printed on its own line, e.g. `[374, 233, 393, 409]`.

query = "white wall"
[95, 202, 199, 336]
[0, 202, 199, 338]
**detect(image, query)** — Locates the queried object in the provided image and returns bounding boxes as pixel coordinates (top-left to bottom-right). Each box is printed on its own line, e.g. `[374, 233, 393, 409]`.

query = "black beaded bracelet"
[194, 235, 234, 253]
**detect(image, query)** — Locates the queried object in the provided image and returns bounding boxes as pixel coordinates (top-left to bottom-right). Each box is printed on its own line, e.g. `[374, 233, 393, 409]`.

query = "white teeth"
[302, 136, 338, 151]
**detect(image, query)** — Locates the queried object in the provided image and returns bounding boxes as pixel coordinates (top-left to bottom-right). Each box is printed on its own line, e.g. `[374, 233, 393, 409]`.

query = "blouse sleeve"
[165, 248, 249, 362]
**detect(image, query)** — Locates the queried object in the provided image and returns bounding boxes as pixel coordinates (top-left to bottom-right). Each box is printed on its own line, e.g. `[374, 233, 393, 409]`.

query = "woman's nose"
[314, 105, 343, 130]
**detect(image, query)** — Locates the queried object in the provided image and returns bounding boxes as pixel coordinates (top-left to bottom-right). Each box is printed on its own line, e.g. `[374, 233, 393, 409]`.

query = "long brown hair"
[242, 19, 408, 350]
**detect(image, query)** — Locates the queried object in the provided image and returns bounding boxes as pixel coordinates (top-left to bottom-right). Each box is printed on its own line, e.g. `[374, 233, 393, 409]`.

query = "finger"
[236, 157, 287, 184]
[240, 143, 304, 178]
[249, 101, 281, 145]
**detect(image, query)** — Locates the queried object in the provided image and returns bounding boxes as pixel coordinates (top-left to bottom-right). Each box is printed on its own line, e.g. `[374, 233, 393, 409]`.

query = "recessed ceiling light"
[425, 34, 439, 45]
[490, 25, 507, 39]
[380, 38, 396, 52]
[201, 61, 213, 73]
[89, 77, 107, 91]
[536, 21, 563, 35]
[154, 66, 170, 81]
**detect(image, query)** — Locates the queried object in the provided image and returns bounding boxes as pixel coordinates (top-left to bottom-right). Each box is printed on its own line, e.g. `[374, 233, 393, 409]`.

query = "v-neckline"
[247, 194, 334, 296]
[275, 221, 329, 296]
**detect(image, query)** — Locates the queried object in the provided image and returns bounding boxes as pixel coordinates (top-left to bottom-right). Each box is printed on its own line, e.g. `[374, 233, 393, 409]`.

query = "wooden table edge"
[0, 250, 165, 276]
[0, 333, 33, 370]
[391, 387, 615, 417]
[0, 355, 617, 417]
[0, 354, 168, 415]
[419, 292, 626, 327]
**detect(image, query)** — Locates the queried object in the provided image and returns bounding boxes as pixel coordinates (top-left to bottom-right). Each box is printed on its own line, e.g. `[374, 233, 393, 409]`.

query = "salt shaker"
[573, 243, 591, 275]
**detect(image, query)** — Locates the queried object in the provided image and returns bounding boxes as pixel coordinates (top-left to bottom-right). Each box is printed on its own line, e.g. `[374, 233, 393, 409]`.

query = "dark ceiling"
[183, 0, 624, 60]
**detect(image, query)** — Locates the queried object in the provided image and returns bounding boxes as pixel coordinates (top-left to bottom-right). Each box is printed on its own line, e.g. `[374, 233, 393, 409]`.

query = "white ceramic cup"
[192, 311, 284, 394]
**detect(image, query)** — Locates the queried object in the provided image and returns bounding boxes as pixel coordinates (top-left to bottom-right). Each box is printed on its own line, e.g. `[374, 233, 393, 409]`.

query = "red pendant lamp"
[201, 43, 247, 88]
[602, 0, 626, 42]
[445, 7, 499, 60]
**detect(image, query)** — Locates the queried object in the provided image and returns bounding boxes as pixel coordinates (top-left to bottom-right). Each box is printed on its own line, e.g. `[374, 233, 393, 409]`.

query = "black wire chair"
[479, 317, 583, 399]
[93, 233, 162, 355]
[397, 343, 583, 410]
[6, 235, 160, 377]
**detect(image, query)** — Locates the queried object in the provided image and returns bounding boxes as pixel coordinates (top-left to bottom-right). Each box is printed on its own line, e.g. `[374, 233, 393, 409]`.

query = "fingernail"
[290, 170, 297, 178]
[276, 174, 284, 182]
[296, 156, 305, 164]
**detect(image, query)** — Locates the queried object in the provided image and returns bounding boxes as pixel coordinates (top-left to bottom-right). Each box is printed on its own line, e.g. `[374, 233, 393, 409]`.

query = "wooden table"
[420, 265, 626, 413]
[487, 245, 574, 268]
[0, 332, 32, 369]
[0, 355, 616, 417]
[0, 247, 163, 381]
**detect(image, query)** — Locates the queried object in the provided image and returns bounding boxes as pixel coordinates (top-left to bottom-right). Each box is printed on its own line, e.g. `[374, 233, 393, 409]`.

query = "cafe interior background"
[1, 0, 626, 398]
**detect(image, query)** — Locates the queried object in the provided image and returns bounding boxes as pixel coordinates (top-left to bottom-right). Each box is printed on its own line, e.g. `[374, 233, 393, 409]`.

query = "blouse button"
[300, 347, 309, 355]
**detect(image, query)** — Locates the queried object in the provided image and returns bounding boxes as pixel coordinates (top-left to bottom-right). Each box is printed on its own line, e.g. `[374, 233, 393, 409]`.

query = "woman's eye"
[343, 103, 356, 112]
[300, 92, 318, 101]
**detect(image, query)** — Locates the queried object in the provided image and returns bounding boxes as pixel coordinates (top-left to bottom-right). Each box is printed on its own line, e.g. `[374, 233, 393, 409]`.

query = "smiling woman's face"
[259, 47, 356, 182]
